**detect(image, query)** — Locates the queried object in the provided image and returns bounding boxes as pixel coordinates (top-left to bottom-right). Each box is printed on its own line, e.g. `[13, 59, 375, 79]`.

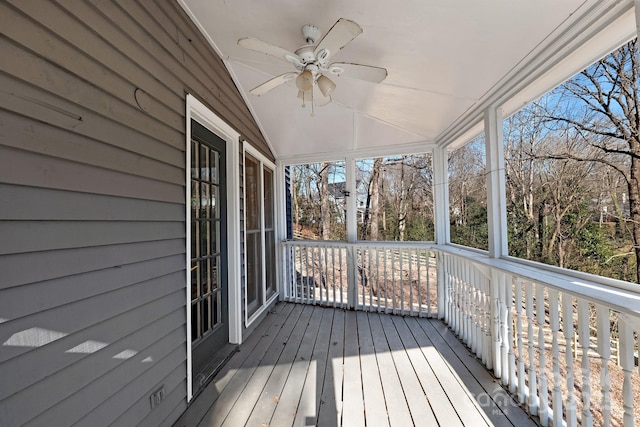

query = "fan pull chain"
[311, 85, 315, 117]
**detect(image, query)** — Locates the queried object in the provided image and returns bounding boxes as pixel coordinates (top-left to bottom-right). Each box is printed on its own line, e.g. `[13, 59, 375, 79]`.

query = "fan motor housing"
[295, 45, 317, 64]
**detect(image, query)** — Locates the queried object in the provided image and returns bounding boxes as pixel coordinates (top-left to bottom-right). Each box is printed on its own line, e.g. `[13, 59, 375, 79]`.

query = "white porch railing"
[281, 240, 438, 316]
[440, 246, 640, 427]
[280, 239, 640, 426]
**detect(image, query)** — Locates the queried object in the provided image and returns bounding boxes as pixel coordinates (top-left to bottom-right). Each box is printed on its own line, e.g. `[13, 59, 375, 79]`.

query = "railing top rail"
[280, 240, 640, 316]
[282, 239, 437, 250]
[437, 245, 640, 317]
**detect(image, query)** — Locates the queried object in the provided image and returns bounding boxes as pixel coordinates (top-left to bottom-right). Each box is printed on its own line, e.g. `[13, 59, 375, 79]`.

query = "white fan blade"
[249, 72, 298, 96]
[328, 62, 387, 83]
[238, 38, 302, 66]
[313, 85, 331, 106]
[314, 19, 362, 64]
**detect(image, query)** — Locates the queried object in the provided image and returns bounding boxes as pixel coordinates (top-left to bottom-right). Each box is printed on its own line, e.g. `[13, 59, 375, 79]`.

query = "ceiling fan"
[237, 18, 387, 113]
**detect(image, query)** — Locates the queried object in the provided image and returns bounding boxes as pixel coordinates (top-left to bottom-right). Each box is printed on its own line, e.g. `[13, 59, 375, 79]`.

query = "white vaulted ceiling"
[179, 0, 635, 161]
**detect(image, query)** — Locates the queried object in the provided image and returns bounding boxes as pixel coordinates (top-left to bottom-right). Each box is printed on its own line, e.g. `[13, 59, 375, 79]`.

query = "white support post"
[345, 156, 358, 244]
[432, 146, 450, 245]
[484, 107, 507, 259]
[275, 162, 288, 299]
[484, 107, 506, 382]
[433, 147, 449, 319]
[636, 0, 640, 39]
[345, 156, 358, 309]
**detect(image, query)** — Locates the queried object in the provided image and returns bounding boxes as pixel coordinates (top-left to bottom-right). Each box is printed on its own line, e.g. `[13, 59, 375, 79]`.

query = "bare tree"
[547, 39, 640, 281]
[361, 158, 383, 240]
[319, 163, 331, 240]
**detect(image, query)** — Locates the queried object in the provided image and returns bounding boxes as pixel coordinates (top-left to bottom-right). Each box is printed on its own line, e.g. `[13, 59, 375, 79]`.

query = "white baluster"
[376, 247, 381, 312]
[526, 281, 538, 415]
[417, 248, 423, 315]
[548, 289, 562, 427]
[399, 248, 405, 315]
[331, 247, 336, 307]
[469, 266, 478, 355]
[618, 315, 634, 427]
[537, 284, 549, 426]
[506, 275, 516, 394]
[596, 304, 611, 427]
[491, 268, 501, 378]
[561, 293, 577, 427]
[515, 279, 526, 404]
[577, 299, 593, 427]
[409, 248, 414, 316]
[452, 257, 459, 335]
[459, 258, 464, 337]
[500, 272, 509, 386]
[473, 268, 484, 359]
[484, 272, 492, 369]
[445, 255, 451, 325]
[383, 248, 389, 312]
[465, 262, 472, 346]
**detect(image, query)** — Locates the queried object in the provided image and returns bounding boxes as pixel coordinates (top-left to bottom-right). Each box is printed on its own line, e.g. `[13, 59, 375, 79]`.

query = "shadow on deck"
[174, 302, 536, 427]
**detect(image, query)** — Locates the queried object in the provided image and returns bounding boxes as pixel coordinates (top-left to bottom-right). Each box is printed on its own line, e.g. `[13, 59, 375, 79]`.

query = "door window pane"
[245, 154, 261, 231]
[265, 230, 276, 297]
[246, 231, 263, 317]
[264, 168, 274, 228]
[191, 133, 224, 342]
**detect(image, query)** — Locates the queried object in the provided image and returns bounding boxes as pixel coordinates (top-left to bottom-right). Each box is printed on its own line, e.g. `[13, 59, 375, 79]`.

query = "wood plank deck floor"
[174, 303, 537, 427]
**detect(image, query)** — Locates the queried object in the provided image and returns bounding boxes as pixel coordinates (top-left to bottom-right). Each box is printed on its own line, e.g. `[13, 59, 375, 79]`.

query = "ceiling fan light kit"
[317, 75, 336, 97]
[238, 18, 388, 115]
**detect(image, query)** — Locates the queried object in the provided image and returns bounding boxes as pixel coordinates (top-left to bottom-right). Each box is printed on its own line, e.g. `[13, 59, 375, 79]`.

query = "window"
[356, 154, 434, 241]
[244, 146, 277, 324]
[504, 40, 640, 281]
[449, 136, 488, 250]
[290, 161, 347, 241]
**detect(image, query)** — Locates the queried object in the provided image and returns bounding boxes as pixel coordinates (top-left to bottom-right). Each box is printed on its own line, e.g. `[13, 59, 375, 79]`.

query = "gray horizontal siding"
[1, 294, 186, 425]
[0, 73, 184, 168]
[0, 111, 184, 185]
[26, 325, 185, 426]
[0, 254, 184, 321]
[0, 221, 184, 255]
[0, 184, 183, 221]
[0, 146, 185, 203]
[0, 239, 185, 290]
[0, 0, 272, 425]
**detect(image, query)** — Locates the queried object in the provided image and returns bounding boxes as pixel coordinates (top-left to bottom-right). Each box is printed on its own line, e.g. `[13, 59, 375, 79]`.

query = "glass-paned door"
[190, 120, 228, 386]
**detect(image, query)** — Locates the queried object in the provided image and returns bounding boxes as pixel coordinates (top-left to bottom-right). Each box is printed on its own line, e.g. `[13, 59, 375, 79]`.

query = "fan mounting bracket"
[301, 25, 321, 44]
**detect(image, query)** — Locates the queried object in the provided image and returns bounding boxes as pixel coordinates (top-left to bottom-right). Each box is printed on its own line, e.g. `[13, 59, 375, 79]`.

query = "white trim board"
[185, 94, 242, 402]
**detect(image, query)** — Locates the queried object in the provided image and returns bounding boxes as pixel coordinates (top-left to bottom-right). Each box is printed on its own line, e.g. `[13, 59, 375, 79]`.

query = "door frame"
[186, 94, 242, 402]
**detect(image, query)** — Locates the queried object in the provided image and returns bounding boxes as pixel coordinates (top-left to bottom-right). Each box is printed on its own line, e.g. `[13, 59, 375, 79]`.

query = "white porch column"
[485, 106, 507, 258]
[275, 162, 288, 300]
[636, 0, 640, 38]
[432, 146, 450, 245]
[485, 106, 508, 379]
[432, 146, 449, 319]
[345, 156, 358, 308]
[345, 155, 358, 243]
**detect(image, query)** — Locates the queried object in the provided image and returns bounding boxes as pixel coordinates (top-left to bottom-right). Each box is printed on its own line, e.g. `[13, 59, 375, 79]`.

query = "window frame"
[243, 143, 278, 327]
